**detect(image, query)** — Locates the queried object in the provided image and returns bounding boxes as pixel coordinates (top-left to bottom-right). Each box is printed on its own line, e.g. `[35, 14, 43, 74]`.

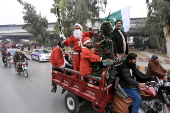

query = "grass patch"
[129, 50, 149, 58]
[149, 52, 167, 58]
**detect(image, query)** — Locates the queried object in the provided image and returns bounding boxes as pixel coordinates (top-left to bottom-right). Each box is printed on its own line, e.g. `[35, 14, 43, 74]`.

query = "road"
[0, 56, 98, 113]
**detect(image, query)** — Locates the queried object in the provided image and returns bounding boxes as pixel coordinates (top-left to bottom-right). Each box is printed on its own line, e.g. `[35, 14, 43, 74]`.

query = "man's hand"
[115, 54, 121, 61]
[139, 83, 146, 88]
[107, 58, 114, 64]
[85, 19, 92, 28]
[60, 34, 66, 40]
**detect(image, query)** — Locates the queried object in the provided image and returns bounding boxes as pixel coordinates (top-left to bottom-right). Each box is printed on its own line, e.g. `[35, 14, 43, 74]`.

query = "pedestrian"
[63, 21, 94, 76]
[113, 20, 129, 60]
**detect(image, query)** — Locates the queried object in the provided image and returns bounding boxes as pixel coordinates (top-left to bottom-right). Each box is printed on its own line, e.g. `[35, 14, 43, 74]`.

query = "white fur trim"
[61, 64, 65, 68]
[83, 39, 91, 45]
[74, 23, 83, 30]
[100, 57, 102, 62]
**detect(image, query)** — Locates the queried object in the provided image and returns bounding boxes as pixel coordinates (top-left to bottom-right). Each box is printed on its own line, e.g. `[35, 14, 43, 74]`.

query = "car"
[31, 49, 51, 62]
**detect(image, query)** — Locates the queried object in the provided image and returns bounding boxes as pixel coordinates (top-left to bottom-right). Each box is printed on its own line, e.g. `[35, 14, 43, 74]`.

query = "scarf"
[118, 30, 126, 55]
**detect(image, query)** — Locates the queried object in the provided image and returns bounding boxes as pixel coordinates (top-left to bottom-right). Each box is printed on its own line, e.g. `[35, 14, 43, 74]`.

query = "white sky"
[0, 0, 147, 25]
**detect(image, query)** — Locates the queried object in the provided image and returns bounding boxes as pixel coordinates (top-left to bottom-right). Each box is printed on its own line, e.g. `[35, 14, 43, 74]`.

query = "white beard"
[73, 29, 83, 39]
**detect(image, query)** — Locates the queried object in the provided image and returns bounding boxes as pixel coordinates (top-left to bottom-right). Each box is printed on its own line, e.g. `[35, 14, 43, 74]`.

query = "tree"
[146, 0, 170, 56]
[17, 0, 50, 47]
[50, 0, 107, 38]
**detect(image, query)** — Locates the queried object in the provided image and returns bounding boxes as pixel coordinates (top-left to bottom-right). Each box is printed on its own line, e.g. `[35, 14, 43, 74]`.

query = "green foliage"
[17, 0, 50, 47]
[133, 36, 143, 48]
[50, 0, 107, 38]
[92, 21, 116, 84]
[146, 0, 169, 51]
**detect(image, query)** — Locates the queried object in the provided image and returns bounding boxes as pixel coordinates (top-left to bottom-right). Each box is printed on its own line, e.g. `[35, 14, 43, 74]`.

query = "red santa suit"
[64, 24, 94, 72]
[50, 46, 65, 67]
[80, 38, 102, 76]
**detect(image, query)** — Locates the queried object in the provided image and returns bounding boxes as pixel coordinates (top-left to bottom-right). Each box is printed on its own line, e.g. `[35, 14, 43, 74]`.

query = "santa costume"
[63, 23, 94, 73]
[50, 45, 65, 67]
[80, 37, 102, 75]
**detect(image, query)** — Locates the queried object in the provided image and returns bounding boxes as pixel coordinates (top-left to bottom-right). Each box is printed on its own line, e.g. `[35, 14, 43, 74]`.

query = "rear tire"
[4, 63, 7, 67]
[65, 92, 80, 113]
[7, 60, 11, 68]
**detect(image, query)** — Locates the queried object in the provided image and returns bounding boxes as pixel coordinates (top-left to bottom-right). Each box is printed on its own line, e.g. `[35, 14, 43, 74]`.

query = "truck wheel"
[65, 92, 80, 113]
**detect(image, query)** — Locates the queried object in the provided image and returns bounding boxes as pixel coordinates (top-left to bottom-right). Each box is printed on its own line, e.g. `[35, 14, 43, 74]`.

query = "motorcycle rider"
[2, 49, 11, 63]
[146, 55, 167, 78]
[116, 53, 151, 113]
[13, 49, 30, 72]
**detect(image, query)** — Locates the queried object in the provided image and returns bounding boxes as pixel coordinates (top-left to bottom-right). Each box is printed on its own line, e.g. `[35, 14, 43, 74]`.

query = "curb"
[137, 57, 170, 64]
[136, 65, 170, 72]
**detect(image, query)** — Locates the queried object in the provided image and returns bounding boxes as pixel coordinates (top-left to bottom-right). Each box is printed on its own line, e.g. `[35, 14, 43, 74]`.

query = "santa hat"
[83, 37, 91, 45]
[74, 23, 83, 30]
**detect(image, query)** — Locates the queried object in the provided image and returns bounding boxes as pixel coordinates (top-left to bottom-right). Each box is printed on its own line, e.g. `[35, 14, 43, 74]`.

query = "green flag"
[103, 6, 131, 32]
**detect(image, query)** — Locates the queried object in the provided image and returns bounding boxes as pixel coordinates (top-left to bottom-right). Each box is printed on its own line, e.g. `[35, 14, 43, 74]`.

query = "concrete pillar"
[164, 25, 170, 59]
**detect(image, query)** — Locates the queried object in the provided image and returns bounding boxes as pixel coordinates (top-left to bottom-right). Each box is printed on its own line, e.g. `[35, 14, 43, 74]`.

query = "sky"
[0, 0, 148, 25]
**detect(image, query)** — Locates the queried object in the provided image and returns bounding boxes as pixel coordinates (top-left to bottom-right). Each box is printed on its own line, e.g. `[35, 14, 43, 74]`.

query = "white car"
[31, 49, 51, 62]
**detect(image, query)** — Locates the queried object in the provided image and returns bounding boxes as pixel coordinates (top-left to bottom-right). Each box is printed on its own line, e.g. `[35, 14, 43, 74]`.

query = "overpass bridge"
[0, 18, 146, 40]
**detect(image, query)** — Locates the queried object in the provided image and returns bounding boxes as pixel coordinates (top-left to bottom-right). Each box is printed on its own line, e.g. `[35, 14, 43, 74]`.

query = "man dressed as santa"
[80, 37, 102, 76]
[63, 21, 94, 75]
[50, 41, 72, 92]
[50, 42, 72, 69]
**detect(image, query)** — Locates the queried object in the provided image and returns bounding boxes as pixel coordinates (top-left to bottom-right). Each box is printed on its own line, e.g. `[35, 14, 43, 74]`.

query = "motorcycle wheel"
[7, 61, 11, 68]
[24, 69, 28, 78]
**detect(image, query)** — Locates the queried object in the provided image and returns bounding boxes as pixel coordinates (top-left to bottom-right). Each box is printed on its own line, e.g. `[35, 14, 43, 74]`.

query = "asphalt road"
[0, 56, 98, 113]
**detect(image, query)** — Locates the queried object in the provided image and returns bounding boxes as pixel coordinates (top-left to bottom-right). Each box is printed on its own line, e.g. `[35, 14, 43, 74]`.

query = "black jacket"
[13, 53, 29, 62]
[112, 28, 129, 55]
[117, 60, 151, 88]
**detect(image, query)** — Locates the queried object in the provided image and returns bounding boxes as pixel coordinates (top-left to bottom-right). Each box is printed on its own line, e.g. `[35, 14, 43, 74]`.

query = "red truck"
[51, 59, 124, 113]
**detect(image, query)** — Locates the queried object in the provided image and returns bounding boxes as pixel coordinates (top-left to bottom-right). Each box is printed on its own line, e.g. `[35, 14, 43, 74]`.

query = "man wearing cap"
[80, 37, 102, 76]
[13, 49, 30, 72]
[146, 55, 167, 78]
[63, 21, 94, 73]
[2, 49, 11, 63]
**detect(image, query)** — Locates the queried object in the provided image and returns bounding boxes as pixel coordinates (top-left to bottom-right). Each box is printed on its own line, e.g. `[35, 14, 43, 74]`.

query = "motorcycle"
[3, 56, 11, 68]
[113, 77, 170, 113]
[15, 59, 28, 78]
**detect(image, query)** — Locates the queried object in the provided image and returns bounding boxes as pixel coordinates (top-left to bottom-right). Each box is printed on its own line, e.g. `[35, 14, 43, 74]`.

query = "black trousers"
[53, 64, 73, 76]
